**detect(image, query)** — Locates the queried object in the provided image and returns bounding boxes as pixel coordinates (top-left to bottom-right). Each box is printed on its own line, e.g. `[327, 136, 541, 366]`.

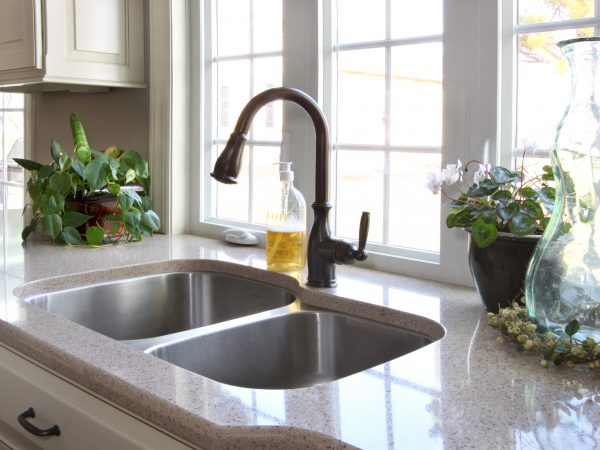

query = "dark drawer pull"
[17, 407, 61, 437]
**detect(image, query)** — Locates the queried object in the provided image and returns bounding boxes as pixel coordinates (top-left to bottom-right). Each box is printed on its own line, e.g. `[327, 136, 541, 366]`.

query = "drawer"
[0, 344, 194, 450]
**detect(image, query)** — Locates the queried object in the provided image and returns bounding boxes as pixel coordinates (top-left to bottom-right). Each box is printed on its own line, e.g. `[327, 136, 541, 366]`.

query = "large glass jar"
[525, 37, 600, 341]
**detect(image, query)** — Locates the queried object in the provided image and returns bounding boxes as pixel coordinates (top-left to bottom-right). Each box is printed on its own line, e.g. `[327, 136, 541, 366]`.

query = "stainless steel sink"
[146, 308, 435, 389]
[25, 272, 296, 340]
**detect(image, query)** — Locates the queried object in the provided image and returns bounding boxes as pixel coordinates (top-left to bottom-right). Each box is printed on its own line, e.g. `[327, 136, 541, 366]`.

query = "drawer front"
[0, 345, 193, 450]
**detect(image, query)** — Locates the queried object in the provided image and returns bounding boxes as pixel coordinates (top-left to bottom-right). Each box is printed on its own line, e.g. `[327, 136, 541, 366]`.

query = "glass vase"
[525, 37, 600, 341]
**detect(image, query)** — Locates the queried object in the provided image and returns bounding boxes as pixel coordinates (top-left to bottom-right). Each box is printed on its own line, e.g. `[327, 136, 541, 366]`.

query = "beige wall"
[31, 88, 149, 164]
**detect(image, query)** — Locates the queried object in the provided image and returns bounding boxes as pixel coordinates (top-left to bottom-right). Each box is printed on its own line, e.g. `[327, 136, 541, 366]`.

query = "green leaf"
[50, 139, 64, 163]
[41, 194, 65, 215]
[491, 190, 512, 203]
[509, 212, 537, 235]
[85, 160, 110, 192]
[446, 208, 475, 228]
[85, 226, 105, 245]
[59, 154, 72, 172]
[42, 214, 62, 240]
[135, 160, 149, 179]
[62, 227, 83, 244]
[117, 193, 134, 212]
[49, 172, 72, 195]
[141, 210, 160, 232]
[122, 187, 142, 204]
[124, 168, 136, 185]
[542, 165, 554, 181]
[467, 179, 499, 197]
[497, 201, 520, 221]
[75, 145, 92, 165]
[539, 186, 555, 208]
[13, 158, 43, 172]
[38, 165, 55, 179]
[27, 180, 44, 200]
[520, 187, 538, 200]
[22, 224, 35, 241]
[107, 182, 121, 196]
[490, 166, 520, 183]
[123, 211, 141, 236]
[477, 208, 497, 224]
[70, 113, 90, 149]
[565, 319, 580, 337]
[119, 151, 142, 170]
[521, 199, 545, 220]
[62, 211, 92, 228]
[71, 159, 86, 179]
[471, 219, 498, 248]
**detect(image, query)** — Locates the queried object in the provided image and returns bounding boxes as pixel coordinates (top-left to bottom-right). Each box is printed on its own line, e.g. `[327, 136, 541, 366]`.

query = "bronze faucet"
[211, 87, 369, 288]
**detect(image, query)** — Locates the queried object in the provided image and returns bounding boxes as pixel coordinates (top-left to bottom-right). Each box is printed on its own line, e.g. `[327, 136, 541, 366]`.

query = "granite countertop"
[0, 234, 598, 449]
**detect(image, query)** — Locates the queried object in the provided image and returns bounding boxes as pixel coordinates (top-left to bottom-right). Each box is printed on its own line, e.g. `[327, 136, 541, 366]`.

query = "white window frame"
[151, 0, 502, 286]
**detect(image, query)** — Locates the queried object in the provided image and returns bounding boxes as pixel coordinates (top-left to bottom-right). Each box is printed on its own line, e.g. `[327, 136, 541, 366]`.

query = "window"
[332, 0, 443, 259]
[199, 0, 446, 263]
[192, 0, 499, 285]
[501, 0, 600, 170]
[0, 92, 25, 276]
[203, 0, 283, 228]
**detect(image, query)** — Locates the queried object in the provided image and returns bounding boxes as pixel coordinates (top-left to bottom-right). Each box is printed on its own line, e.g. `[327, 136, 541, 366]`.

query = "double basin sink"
[23, 269, 443, 390]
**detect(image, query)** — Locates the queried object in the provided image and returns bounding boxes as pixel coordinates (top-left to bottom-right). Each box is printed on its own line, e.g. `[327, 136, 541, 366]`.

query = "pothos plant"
[14, 113, 160, 246]
[426, 159, 555, 247]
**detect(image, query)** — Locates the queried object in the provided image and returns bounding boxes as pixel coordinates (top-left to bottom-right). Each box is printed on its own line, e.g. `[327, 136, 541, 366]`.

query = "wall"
[31, 88, 149, 163]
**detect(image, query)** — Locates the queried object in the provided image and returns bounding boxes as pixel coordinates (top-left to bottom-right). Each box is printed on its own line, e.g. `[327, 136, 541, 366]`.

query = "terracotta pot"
[468, 232, 540, 313]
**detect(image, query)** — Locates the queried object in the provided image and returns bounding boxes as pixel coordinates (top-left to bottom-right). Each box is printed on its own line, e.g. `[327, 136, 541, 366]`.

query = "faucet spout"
[211, 87, 368, 287]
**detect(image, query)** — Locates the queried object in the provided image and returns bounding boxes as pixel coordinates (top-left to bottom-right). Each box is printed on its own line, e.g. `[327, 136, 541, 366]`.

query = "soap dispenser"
[266, 162, 307, 272]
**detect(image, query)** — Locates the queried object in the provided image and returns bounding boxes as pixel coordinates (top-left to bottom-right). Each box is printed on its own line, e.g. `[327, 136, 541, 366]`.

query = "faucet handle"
[353, 211, 370, 261]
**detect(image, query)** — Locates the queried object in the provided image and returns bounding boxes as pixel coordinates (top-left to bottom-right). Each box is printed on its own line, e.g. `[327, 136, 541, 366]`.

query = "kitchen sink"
[24, 272, 296, 340]
[146, 308, 436, 389]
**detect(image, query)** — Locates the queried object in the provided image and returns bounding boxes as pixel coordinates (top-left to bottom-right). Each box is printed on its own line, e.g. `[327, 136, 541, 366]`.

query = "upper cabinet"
[0, 0, 144, 92]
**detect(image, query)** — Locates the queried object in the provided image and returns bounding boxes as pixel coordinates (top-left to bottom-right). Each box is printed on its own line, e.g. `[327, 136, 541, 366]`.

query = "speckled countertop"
[0, 235, 598, 449]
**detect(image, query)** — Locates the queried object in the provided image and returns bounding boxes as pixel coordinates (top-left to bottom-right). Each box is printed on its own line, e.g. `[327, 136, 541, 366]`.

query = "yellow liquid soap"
[266, 230, 306, 272]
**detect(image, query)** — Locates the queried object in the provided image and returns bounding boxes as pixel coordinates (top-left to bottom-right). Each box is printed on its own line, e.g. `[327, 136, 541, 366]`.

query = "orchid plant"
[427, 159, 555, 247]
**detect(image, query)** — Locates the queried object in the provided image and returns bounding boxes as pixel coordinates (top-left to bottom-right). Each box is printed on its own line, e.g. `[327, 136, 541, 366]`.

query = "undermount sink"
[24, 272, 296, 340]
[146, 308, 436, 389]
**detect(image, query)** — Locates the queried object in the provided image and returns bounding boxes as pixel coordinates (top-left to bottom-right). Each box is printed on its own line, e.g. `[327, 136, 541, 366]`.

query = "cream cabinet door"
[0, 345, 194, 450]
[0, 0, 42, 72]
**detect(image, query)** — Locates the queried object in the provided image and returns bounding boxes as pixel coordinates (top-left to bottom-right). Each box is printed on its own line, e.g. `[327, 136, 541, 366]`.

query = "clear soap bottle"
[266, 162, 307, 272]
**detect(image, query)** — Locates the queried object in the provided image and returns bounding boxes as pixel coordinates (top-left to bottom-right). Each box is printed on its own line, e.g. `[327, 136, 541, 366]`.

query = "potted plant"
[427, 159, 554, 312]
[14, 113, 160, 246]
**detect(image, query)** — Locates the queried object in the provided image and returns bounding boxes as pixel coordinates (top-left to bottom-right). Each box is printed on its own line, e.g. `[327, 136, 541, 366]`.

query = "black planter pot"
[468, 232, 540, 313]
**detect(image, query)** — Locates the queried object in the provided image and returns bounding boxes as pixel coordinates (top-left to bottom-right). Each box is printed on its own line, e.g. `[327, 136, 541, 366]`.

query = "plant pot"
[468, 232, 540, 313]
[66, 192, 124, 238]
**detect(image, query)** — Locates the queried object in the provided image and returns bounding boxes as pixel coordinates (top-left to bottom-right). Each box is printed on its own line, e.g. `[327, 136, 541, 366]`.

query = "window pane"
[253, 0, 282, 53]
[216, 60, 251, 140]
[518, 0, 593, 25]
[390, 43, 442, 147]
[215, 145, 250, 221]
[389, 152, 440, 252]
[252, 57, 282, 141]
[3, 93, 23, 109]
[217, 0, 250, 56]
[336, 150, 384, 243]
[251, 145, 280, 224]
[516, 28, 592, 150]
[337, 49, 386, 145]
[337, 0, 385, 44]
[391, 0, 442, 39]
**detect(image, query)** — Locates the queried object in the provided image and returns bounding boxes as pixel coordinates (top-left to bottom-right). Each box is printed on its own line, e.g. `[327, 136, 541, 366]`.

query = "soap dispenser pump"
[266, 162, 307, 272]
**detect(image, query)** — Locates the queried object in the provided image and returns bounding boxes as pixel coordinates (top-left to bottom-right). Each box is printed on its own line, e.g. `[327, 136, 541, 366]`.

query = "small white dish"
[222, 229, 259, 246]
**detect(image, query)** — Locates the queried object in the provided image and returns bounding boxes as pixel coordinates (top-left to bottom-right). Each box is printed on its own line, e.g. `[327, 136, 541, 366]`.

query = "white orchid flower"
[425, 171, 445, 194]
[473, 163, 491, 186]
[441, 159, 462, 185]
